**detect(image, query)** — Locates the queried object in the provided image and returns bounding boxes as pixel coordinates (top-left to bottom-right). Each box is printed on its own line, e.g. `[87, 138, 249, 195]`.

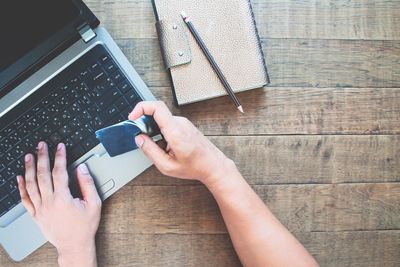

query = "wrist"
[57, 240, 97, 267]
[201, 157, 240, 190]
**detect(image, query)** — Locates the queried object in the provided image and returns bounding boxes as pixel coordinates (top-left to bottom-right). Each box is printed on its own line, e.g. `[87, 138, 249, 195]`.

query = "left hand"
[17, 141, 102, 267]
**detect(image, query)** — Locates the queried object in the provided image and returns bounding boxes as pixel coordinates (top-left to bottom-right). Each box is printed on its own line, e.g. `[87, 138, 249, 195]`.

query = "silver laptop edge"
[0, 26, 156, 261]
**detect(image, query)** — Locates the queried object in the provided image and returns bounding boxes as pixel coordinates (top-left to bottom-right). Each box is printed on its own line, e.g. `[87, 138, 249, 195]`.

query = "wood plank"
[2, 231, 399, 267]
[97, 183, 400, 234]
[143, 87, 400, 135]
[134, 135, 400, 186]
[84, 0, 400, 40]
[115, 38, 400, 88]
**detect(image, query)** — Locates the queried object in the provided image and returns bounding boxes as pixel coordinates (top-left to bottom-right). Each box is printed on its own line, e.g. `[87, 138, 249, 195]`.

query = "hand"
[17, 142, 101, 267]
[128, 101, 234, 185]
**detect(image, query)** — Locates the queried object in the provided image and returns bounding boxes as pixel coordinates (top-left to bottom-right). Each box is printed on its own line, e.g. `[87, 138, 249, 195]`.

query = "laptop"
[0, 0, 157, 261]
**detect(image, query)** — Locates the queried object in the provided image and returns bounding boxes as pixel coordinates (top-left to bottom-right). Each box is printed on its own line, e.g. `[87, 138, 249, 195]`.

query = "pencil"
[181, 11, 244, 113]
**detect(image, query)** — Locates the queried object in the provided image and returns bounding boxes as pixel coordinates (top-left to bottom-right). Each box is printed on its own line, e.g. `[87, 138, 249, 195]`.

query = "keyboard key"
[49, 116, 63, 128]
[16, 123, 30, 138]
[0, 163, 6, 172]
[90, 116, 104, 131]
[0, 136, 14, 152]
[5, 179, 18, 193]
[67, 117, 82, 130]
[7, 131, 19, 146]
[90, 69, 107, 85]
[118, 80, 133, 94]
[13, 144, 24, 159]
[61, 109, 72, 122]
[90, 62, 101, 72]
[39, 124, 52, 137]
[68, 102, 83, 116]
[97, 96, 115, 111]
[80, 69, 90, 81]
[110, 70, 124, 84]
[4, 152, 14, 163]
[11, 190, 21, 202]
[12, 119, 23, 129]
[0, 185, 8, 197]
[103, 61, 117, 74]
[87, 104, 101, 117]
[115, 97, 129, 111]
[70, 129, 85, 143]
[31, 104, 41, 113]
[100, 104, 119, 122]
[4, 167, 17, 180]
[96, 78, 115, 96]
[33, 132, 42, 144]
[59, 125, 74, 138]
[49, 132, 63, 146]
[99, 54, 111, 64]
[64, 137, 74, 149]
[124, 90, 140, 105]
[1, 195, 15, 211]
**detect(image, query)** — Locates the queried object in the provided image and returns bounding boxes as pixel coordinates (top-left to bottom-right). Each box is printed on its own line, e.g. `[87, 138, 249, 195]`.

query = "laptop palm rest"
[75, 143, 153, 201]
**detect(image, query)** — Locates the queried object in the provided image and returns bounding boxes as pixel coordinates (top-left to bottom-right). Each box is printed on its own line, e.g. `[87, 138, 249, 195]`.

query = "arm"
[17, 142, 102, 267]
[129, 101, 319, 267]
[205, 162, 319, 267]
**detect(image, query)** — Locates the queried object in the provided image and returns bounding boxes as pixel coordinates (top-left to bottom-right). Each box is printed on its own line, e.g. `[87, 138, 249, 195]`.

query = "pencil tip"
[238, 106, 244, 113]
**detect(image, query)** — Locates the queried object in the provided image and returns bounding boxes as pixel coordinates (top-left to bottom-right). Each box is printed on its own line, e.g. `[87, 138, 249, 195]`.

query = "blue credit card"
[95, 115, 160, 157]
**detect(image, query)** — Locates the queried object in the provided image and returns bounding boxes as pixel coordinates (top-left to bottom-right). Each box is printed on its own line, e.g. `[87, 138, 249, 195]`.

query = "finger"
[52, 143, 71, 194]
[36, 141, 54, 201]
[135, 134, 176, 175]
[24, 153, 41, 207]
[76, 164, 101, 206]
[156, 139, 168, 151]
[128, 101, 173, 130]
[17, 176, 36, 216]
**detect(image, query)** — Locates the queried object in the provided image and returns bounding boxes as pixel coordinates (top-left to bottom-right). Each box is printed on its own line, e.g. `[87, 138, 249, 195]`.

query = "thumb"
[135, 134, 175, 174]
[76, 163, 100, 205]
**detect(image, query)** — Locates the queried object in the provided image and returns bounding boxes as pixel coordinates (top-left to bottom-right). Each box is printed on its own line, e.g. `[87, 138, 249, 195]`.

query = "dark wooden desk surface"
[1, 0, 400, 266]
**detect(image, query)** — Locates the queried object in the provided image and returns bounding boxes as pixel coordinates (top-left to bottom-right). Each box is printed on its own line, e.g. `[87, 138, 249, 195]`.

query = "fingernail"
[38, 141, 44, 150]
[135, 135, 145, 148]
[57, 143, 64, 151]
[78, 163, 89, 175]
[16, 175, 21, 183]
[25, 154, 31, 163]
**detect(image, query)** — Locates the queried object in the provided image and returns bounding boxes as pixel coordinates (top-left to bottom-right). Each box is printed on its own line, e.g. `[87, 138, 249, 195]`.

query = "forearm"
[57, 241, 98, 267]
[204, 159, 319, 267]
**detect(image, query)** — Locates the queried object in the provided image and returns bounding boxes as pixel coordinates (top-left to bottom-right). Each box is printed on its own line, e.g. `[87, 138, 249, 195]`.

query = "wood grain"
[84, 0, 400, 40]
[115, 38, 400, 88]
[135, 135, 400, 185]
[143, 87, 400, 135]
[95, 183, 400, 234]
[2, 231, 399, 267]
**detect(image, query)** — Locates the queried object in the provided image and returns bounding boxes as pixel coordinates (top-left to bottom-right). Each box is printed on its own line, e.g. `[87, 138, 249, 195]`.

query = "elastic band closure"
[155, 19, 192, 69]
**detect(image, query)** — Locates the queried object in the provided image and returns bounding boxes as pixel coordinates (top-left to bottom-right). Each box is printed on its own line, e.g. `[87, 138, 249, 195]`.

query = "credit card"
[95, 115, 161, 157]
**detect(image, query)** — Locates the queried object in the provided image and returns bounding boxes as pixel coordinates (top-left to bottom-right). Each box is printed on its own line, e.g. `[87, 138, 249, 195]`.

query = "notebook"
[152, 0, 270, 105]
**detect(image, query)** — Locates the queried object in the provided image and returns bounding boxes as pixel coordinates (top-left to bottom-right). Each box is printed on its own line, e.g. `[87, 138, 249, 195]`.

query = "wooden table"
[1, 0, 400, 266]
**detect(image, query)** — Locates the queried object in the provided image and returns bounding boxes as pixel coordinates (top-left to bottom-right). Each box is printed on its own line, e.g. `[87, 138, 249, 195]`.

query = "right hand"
[128, 101, 234, 184]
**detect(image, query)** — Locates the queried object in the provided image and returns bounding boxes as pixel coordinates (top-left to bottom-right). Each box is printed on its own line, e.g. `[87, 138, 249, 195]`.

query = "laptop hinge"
[78, 24, 96, 43]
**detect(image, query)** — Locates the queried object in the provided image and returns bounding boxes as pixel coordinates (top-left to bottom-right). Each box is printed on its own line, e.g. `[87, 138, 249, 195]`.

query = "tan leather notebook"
[152, 0, 269, 105]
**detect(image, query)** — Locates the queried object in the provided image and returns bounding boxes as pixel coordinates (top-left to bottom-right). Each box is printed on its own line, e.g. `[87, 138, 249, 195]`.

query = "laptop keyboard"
[0, 45, 142, 217]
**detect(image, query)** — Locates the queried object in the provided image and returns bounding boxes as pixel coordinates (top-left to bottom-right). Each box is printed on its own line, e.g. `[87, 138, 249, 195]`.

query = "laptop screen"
[0, 0, 79, 73]
[0, 0, 98, 95]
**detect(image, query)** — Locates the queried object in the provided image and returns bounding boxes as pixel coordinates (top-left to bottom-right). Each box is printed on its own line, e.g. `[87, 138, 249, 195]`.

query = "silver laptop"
[0, 0, 157, 261]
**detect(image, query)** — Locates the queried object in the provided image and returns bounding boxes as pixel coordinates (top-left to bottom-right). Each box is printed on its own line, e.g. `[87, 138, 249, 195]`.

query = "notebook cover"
[152, 0, 270, 106]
